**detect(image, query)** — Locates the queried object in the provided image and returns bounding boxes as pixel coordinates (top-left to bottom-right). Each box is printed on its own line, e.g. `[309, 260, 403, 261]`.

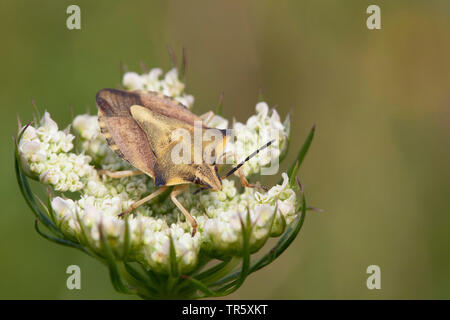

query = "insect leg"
[170, 185, 198, 237]
[119, 186, 168, 217]
[98, 169, 144, 179]
[236, 168, 268, 192]
[218, 150, 264, 189]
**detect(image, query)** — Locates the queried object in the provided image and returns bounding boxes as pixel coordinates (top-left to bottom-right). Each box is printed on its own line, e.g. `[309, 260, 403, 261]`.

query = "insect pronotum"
[96, 88, 273, 236]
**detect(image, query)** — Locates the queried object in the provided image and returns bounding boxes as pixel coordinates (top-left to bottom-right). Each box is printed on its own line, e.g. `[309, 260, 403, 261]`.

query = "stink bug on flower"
[96, 88, 273, 236]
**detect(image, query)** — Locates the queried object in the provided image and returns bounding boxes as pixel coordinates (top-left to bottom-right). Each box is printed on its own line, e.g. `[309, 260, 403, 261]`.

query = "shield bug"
[96, 88, 273, 236]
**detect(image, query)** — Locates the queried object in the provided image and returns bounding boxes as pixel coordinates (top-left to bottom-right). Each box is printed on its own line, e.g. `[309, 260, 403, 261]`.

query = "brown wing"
[96, 89, 158, 177]
[98, 113, 156, 177]
[96, 88, 201, 125]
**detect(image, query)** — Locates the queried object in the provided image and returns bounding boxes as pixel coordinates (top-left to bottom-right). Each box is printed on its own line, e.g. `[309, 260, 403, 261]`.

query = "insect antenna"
[221, 140, 275, 180]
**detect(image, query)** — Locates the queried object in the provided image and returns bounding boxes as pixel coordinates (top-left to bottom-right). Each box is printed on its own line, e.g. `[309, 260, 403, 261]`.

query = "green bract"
[15, 67, 315, 299]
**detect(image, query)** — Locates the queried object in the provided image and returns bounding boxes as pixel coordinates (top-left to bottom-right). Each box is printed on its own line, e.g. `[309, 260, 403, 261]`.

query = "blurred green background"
[0, 0, 449, 299]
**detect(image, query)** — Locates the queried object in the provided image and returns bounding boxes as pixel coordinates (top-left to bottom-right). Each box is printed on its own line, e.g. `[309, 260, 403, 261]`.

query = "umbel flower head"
[14, 65, 316, 299]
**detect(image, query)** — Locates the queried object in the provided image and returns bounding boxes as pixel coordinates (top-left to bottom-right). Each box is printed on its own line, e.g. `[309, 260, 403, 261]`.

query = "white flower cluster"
[123, 68, 194, 109]
[211, 102, 289, 177]
[72, 114, 130, 172]
[192, 174, 297, 256]
[19, 112, 95, 192]
[19, 67, 297, 275]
